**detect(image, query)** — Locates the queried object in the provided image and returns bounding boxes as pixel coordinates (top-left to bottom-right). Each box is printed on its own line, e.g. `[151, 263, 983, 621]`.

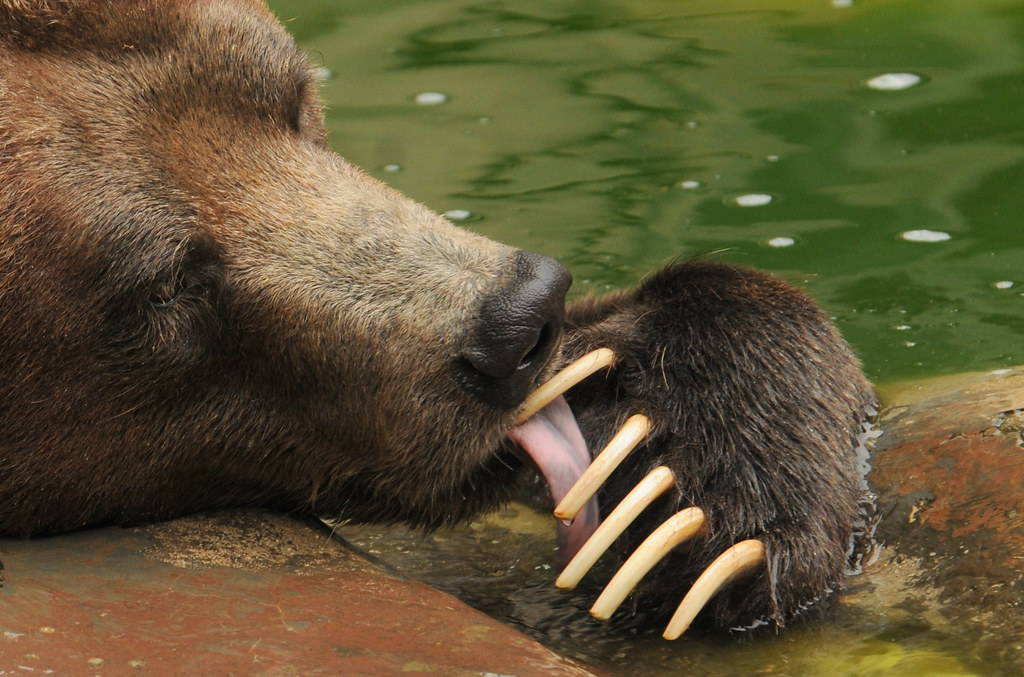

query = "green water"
[272, 0, 1021, 384]
[267, 1, 1022, 674]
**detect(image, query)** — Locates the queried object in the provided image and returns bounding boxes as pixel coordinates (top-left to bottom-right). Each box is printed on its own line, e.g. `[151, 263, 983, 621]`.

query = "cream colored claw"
[554, 413, 652, 522]
[589, 507, 705, 620]
[663, 539, 767, 639]
[556, 466, 675, 590]
[515, 348, 616, 425]
[532, 347, 766, 639]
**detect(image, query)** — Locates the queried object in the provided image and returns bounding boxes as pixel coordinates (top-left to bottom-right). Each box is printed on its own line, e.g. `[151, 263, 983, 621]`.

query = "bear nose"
[458, 251, 572, 410]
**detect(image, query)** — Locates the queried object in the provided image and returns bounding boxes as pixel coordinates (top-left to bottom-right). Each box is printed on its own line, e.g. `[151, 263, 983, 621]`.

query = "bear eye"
[149, 269, 212, 309]
[146, 238, 221, 310]
[149, 274, 190, 308]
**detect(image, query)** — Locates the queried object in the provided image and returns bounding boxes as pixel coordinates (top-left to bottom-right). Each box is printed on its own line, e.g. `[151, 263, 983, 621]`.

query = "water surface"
[273, 0, 1022, 383]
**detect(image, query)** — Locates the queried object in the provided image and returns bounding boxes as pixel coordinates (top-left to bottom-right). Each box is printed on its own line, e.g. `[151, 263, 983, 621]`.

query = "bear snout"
[457, 251, 572, 411]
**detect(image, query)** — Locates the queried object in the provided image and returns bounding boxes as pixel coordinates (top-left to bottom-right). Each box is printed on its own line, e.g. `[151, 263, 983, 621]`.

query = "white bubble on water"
[312, 67, 333, 81]
[445, 209, 474, 221]
[383, 164, 402, 173]
[767, 237, 795, 248]
[866, 73, 922, 91]
[900, 229, 951, 242]
[679, 180, 701, 189]
[415, 91, 449, 105]
[832, 0, 853, 7]
[733, 193, 773, 207]
[993, 280, 1014, 289]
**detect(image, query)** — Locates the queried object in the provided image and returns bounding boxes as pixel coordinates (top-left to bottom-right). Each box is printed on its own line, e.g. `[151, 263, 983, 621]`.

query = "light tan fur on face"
[0, 0, 537, 535]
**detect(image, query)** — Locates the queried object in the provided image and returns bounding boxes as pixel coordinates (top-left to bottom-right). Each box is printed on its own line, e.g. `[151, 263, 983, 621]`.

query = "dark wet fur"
[562, 260, 875, 632]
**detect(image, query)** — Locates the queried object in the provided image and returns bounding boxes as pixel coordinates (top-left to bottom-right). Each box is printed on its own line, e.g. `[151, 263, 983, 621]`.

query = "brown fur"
[0, 0, 874, 636]
[0, 0, 543, 536]
[563, 261, 875, 631]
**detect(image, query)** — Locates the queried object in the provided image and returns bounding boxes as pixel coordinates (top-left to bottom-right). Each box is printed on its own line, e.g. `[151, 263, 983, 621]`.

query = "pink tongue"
[508, 396, 600, 568]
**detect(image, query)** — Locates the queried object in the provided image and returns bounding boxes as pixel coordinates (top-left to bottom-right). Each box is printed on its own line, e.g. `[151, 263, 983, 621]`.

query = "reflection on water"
[272, 0, 1023, 384]
[268, 1, 1023, 674]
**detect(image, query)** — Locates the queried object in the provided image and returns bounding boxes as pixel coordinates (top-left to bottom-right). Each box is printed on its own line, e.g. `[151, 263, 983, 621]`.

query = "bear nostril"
[457, 252, 571, 410]
[521, 321, 555, 370]
[467, 318, 554, 379]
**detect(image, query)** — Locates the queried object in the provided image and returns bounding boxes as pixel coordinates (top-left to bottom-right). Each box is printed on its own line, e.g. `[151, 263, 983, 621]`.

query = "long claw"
[662, 539, 766, 640]
[554, 414, 652, 522]
[515, 348, 616, 425]
[589, 507, 705, 620]
[556, 466, 675, 590]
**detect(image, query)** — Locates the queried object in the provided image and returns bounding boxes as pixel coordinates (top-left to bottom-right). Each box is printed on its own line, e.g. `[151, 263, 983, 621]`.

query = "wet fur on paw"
[562, 260, 875, 632]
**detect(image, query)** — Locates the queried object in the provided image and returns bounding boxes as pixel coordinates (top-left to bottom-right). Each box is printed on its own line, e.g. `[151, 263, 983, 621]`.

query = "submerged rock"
[852, 367, 1024, 675]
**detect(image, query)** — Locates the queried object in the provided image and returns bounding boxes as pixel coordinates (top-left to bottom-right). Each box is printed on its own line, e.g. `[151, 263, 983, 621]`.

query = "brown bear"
[0, 0, 874, 635]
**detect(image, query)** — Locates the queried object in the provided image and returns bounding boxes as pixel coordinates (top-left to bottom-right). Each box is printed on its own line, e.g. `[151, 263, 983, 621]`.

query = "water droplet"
[312, 67, 333, 81]
[679, 180, 701, 189]
[733, 193, 773, 207]
[866, 73, 922, 91]
[994, 280, 1014, 289]
[832, 0, 853, 7]
[900, 229, 951, 242]
[383, 164, 402, 173]
[415, 91, 449, 105]
[445, 209, 473, 221]
[767, 236, 795, 248]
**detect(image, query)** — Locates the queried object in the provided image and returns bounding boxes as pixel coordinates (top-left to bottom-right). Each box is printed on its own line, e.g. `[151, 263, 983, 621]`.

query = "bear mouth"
[505, 349, 616, 567]
[507, 395, 600, 566]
